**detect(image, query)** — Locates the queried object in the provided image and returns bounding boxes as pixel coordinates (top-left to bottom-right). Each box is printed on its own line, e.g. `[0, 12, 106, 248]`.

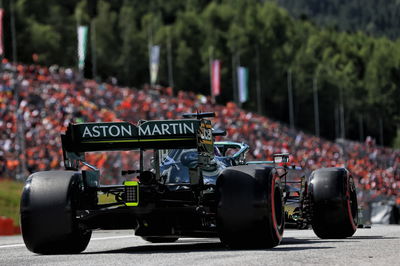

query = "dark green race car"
[20, 112, 358, 254]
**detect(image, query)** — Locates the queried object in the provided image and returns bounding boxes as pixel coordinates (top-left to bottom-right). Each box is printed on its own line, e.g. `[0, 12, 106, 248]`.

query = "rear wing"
[61, 115, 216, 171]
[61, 119, 202, 153]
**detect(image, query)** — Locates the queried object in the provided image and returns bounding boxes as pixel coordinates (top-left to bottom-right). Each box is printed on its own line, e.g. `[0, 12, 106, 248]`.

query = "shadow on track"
[271, 246, 334, 251]
[84, 242, 225, 255]
[280, 235, 398, 247]
[84, 238, 335, 255]
[350, 236, 399, 240]
[281, 237, 356, 245]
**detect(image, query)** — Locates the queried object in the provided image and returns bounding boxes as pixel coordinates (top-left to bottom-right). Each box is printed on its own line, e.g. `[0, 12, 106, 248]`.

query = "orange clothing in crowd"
[0, 62, 398, 197]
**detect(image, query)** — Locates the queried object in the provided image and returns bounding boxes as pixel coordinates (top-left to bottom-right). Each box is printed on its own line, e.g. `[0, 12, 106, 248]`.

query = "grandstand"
[0, 61, 399, 223]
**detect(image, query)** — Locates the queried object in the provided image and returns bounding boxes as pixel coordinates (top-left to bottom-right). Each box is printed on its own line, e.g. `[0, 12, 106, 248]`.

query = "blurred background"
[0, 0, 399, 231]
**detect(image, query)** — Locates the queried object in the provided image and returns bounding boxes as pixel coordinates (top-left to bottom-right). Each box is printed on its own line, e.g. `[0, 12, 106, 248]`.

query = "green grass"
[0, 179, 24, 226]
[0, 179, 119, 227]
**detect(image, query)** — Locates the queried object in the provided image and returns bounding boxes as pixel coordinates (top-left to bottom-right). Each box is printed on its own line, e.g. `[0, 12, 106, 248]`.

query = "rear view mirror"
[273, 154, 289, 164]
[212, 129, 226, 136]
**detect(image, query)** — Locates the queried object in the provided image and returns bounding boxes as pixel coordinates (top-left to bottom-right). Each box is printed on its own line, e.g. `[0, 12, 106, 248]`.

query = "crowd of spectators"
[0, 61, 399, 212]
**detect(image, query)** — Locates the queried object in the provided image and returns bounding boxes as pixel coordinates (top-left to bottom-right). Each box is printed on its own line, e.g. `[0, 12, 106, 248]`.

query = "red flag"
[212, 60, 221, 96]
[0, 9, 4, 56]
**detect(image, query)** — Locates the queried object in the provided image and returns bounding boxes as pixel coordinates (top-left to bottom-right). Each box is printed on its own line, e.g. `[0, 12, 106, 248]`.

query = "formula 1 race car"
[20, 113, 358, 254]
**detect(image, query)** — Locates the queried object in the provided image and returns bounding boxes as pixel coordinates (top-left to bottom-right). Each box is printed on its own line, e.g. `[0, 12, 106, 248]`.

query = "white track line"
[0, 243, 25, 249]
[0, 235, 133, 249]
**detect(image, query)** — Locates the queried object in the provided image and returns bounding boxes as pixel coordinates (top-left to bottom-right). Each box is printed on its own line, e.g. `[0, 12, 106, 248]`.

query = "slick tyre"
[20, 171, 92, 254]
[141, 237, 179, 243]
[217, 166, 284, 249]
[309, 168, 358, 239]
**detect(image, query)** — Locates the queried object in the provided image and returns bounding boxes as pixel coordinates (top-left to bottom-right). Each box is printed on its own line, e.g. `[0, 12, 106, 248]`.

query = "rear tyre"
[309, 168, 358, 239]
[217, 166, 284, 249]
[20, 171, 92, 254]
[141, 237, 179, 243]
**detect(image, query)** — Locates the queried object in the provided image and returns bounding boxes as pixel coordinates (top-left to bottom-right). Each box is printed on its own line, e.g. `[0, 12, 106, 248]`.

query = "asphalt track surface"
[0, 225, 399, 266]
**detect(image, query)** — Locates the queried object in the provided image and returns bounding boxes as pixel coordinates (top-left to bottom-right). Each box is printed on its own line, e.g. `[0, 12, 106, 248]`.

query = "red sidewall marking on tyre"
[271, 175, 282, 241]
[346, 176, 357, 231]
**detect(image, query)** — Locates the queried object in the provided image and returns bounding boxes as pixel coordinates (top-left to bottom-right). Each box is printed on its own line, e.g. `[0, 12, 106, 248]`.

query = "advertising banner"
[0, 9, 4, 56]
[77, 25, 88, 70]
[212, 60, 221, 96]
[150, 45, 160, 85]
[237, 66, 249, 103]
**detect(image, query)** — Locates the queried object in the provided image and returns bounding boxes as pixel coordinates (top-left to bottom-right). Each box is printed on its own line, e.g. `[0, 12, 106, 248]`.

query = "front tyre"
[217, 166, 284, 248]
[309, 168, 358, 239]
[20, 171, 92, 254]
